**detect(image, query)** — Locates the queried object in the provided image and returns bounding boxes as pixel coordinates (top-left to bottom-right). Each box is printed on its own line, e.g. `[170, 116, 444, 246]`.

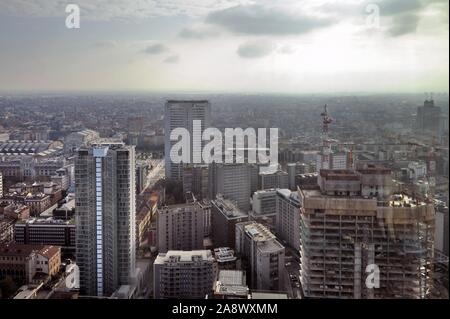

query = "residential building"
[209, 163, 252, 212]
[276, 189, 301, 251]
[75, 141, 136, 297]
[156, 202, 204, 253]
[211, 195, 248, 249]
[153, 250, 215, 299]
[235, 221, 285, 291]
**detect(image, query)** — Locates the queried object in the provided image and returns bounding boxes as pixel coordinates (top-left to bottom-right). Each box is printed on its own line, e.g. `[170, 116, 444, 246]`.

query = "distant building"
[153, 250, 215, 299]
[275, 189, 301, 251]
[211, 195, 248, 249]
[251, 189, 277, 230]
[252, 189, 277, 218]
[259, 170, 288, 190]
[135, 162, 149, 195]
[0, 140, 63, 156]
[156, 202, 204, 253]
[64, 129, 100, 154]
[164, 100, 211, 181]
[209, 163, 252, 212]
[435, 205, 449, 256]
[287, 162, 308, 190]
[415, 99, 442, 135]
[182, 164, 209, 200]
[14, 218, 76, 253]
[235, 221, 285, 291]
[295, 173, 318, 190]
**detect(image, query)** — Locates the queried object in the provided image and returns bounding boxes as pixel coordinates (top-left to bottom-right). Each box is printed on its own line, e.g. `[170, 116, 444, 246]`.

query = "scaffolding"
[299, 192, 435, 299]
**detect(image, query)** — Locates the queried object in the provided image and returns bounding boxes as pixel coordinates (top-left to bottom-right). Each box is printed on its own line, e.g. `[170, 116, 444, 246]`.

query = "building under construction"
[299, 105, 435, 299]
[299, 166, 435, 299]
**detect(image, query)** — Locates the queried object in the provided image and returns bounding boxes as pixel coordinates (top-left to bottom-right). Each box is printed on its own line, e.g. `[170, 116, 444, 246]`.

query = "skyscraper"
[415, 98, 442, 135]
[75, 140, 136, 297]
[164, 100, 211, 181]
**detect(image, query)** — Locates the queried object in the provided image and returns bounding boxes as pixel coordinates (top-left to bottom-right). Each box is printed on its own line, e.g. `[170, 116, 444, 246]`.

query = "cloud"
[178, 27, 218, 39]
[237, 40, 275, 58]
[377, 0, 423, 16]
[206, 4, 335, 36]
[279, 44, 296, 54]
[0, 0, 251, 20]
[143, 44, 168, 54]
[93, 40, 118, 48]
[163, 55, 180, 63]
[387, 13, 421, 36]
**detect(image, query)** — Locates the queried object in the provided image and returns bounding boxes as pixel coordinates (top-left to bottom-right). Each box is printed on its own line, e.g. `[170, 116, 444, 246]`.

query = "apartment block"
[153, 250, 215, 299]
[157, 202, 204, 253]
[235, 221, 285, 291]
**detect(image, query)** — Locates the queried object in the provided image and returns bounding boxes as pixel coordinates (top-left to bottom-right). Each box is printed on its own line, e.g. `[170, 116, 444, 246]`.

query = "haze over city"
[0, 0, 448, 93]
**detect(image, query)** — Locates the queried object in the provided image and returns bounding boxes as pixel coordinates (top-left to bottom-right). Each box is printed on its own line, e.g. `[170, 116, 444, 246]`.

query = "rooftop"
[155, 250, 214, 264]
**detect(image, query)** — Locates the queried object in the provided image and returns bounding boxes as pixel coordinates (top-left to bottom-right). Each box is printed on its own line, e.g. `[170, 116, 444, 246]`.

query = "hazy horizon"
[0, 0, 448, 93]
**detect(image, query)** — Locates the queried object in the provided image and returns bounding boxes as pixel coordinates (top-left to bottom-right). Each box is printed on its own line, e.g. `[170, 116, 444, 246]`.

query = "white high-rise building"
[153, 250, 215, 299]
[75, 140, 136, 297]
[164, 100, 211, 181]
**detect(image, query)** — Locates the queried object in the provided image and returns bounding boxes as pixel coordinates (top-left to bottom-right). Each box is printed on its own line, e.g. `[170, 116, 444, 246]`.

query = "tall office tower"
[211, 195, 249, 249]
[287, 162, 308, 190]
[209, 163, 252, 212]
[258, 169, 289, 190]
[153, 250, 215, 299]
[182, 164, 209, 200]
[276, 189, 301, 251]
[299, 167, 435, 299]
[75, 141, 136, 297]
[156, 202, 204, 253]
[164, 100, 211, 181]
[415, 98, 442, 135]
[235, 221, 285, 291]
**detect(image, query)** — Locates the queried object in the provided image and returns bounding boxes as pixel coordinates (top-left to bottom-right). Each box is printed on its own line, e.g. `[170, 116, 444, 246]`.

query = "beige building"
[157, 202, 204, 253]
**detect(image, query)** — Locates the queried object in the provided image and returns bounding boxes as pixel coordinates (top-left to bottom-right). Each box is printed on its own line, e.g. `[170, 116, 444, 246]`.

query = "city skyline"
[0, 0, 448, 93]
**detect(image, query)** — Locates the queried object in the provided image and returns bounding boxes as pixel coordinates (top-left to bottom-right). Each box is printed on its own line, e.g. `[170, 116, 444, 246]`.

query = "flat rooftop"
[155, 250, 214, 264]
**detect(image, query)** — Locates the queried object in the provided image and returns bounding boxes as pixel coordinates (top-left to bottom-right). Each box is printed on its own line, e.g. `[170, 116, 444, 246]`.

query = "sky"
[0, 0, 448, 94]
